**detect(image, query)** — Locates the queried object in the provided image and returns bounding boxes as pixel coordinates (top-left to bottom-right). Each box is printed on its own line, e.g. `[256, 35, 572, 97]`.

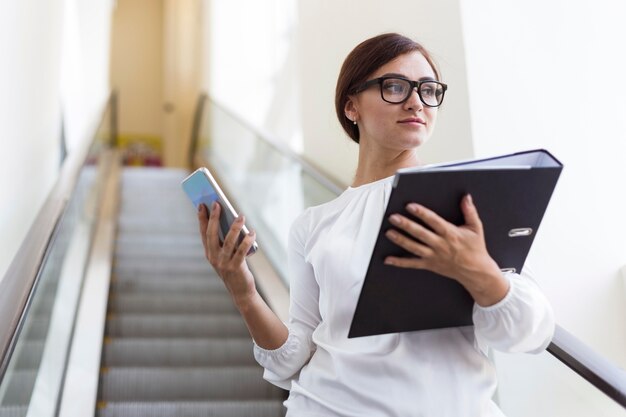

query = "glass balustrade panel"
[0, 108, 111, 417]
[198, 102, 338, 285]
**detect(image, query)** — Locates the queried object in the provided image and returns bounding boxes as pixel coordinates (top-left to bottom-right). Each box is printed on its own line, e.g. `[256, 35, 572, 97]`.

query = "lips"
[398, 117, 426, 125]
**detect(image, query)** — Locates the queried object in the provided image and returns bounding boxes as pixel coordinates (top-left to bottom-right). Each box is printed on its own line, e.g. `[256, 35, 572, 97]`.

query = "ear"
[344, 97, 358, 122]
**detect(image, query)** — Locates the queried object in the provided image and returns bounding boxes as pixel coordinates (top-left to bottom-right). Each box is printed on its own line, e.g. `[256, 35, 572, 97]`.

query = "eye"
[420, 83, 441, 97]
[382, 80, 409, 95]
[420, 83, 444, 98]
[421, 86, 435, 97]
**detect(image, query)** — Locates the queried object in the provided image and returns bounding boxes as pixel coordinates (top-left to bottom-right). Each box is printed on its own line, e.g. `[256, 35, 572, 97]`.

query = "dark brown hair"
[335, 33, 441, 143]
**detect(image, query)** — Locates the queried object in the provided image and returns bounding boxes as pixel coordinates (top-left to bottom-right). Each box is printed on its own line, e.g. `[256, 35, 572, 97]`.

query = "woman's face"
[346, 51, 439, 152]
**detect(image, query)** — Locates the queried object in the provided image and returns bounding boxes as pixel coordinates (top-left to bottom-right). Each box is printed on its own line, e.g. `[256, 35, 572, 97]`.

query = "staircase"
[96, 167, 286, 417]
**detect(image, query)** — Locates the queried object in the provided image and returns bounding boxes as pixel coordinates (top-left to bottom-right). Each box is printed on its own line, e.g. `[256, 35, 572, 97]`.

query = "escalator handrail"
[190, 93, 626, 409]
[188, 93, 207, 169]
[191, 93, 346, 195]
[548, 325, 626, 407]
[0, 91, 118, 383]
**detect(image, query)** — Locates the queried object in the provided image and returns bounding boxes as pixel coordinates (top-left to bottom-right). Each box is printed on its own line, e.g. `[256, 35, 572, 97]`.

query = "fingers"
[231, 229, 257, 265]
[385, 228, 433, 258]
[405, 203, 451, 237]
[388, 213, 442, 249]
[384, 255, 426, 270]
[460, 194, 483, 231]
[206, 202, 222, 260]
[197, 204, 209, 252]
[205, 202, 253, 269]
[221, 215, 246, 260]
[404, 197, 483, 234]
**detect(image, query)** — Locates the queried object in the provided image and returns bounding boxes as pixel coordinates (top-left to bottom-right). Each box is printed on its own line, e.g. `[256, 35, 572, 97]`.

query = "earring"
[353, 120, 357, 125]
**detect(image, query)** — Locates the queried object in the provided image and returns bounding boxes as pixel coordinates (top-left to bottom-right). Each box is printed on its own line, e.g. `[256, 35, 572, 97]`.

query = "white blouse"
[254, 175, 555, 417]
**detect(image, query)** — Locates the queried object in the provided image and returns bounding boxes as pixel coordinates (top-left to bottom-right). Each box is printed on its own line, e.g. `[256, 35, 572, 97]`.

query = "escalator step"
[105, 314, 249, 338]
[115, 224, 200, 236]
[121, 167, 188, 179]
[111, 278, 226, 295]
[114, 258, 210, 273]
[99, 367, 284, 401]
[113, 251, 206, 264]
[96, 401, 285, 417]
[116, 235, 201, 250]
[112, 270, 218, 281]
[117, 212, 197, 221]
[103, 338, 255, 366]
[114, 248, 205, 261]
[108, 294, 237, 314]
[113, 261, 211, 277]
[116, 223, 198, 235]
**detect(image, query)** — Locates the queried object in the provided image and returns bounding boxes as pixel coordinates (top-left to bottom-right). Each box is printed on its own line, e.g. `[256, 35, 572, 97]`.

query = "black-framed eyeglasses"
[355, 76, 448, 107]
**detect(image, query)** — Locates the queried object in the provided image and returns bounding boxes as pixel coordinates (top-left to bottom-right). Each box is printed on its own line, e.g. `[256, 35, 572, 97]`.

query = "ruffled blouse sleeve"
[253, 209, 321, 390]
[472, 267, 555, 354]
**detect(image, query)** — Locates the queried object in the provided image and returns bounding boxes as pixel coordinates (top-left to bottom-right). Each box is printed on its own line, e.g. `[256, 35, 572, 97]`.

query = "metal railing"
[547, 326, 626, 407]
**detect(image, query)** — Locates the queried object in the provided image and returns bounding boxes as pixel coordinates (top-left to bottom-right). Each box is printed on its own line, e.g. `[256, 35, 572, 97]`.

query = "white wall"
[0, 0, 113, 280]
[61, 0, 114, 152]
[461, 1, 626, 415]
[0, 1, 64, 280]
[201, 0, 302, 152]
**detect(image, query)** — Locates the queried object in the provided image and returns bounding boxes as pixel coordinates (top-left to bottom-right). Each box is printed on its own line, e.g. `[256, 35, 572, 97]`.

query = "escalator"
[96, 167, 286, 416]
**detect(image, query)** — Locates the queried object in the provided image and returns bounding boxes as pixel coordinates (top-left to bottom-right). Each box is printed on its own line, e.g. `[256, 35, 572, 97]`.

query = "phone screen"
[182, 170, 220, 210]
[182, 169, 257, 256]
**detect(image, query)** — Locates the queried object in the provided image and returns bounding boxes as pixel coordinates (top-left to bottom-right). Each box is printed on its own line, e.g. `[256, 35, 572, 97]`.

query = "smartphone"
[181, 167, 258, 256]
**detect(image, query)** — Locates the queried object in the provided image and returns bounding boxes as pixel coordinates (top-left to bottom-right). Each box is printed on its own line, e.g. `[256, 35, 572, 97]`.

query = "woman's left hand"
[384, 194, 510, 307]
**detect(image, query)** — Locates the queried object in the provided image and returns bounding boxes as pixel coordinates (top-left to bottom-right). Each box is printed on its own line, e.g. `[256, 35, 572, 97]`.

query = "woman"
[197, 33, 554, 417]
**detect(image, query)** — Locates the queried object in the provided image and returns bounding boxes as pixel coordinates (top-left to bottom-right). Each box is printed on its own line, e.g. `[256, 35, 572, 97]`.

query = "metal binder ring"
[508, 228, 533, 237]
[500, 268, 516, 274]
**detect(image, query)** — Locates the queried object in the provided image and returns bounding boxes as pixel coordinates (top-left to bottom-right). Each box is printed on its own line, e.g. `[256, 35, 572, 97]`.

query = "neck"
[351, 146, 420, 187]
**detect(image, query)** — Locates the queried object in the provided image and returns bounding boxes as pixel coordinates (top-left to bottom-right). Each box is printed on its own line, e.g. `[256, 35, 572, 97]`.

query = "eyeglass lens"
[381, 78, 444, 106]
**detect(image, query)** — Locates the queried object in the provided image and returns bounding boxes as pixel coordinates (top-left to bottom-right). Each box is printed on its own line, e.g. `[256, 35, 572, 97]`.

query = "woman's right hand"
[197, 202, 258, 309]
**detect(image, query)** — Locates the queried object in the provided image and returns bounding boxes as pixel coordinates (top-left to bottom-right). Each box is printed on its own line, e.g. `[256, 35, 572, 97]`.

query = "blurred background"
[1, 1, 625, 416]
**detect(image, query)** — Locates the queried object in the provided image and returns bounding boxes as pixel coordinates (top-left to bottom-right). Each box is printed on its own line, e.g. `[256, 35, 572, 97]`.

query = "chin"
[406, 135, 429, 149]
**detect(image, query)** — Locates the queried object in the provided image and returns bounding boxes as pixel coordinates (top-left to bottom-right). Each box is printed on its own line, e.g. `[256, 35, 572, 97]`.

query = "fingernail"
[385, 257, 395, 265]
[198, 204, 202, 212]
[407, 203, 419, 213]
[389, 214, 401, 224]
[211, 201, 217, 210]
[467, 194, 473, 205]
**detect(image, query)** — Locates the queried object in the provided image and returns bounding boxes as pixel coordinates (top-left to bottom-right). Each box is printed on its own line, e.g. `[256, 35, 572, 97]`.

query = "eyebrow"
[381, 72, 437, 81]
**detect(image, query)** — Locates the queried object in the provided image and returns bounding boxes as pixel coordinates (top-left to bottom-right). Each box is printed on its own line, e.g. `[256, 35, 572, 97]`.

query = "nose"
[403, 87, 424, 112]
